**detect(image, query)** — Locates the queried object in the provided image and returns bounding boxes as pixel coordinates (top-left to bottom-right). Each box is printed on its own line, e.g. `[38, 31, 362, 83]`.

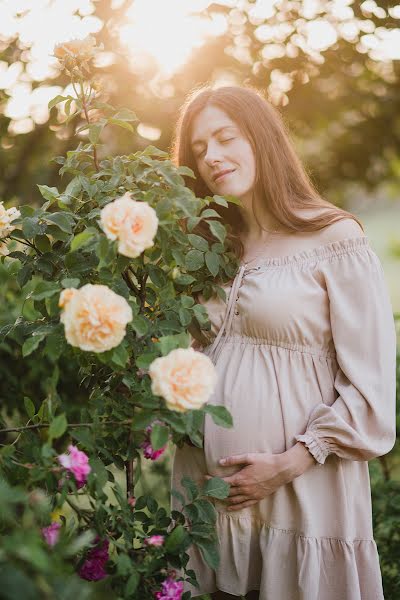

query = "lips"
[212, 169, 235, 183]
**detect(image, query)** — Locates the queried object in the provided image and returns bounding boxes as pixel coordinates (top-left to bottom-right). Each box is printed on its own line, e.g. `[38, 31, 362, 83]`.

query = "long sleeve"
[295, 244, 397, 464]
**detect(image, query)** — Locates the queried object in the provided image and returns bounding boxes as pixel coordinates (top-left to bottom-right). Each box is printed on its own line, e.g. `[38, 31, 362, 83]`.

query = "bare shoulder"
[318, 217, 365, 245]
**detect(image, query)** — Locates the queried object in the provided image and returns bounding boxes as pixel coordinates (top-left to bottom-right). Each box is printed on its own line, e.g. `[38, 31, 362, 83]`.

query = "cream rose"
[100, 193, 158, 258]
[0, 202, 21, 239]
[149, 347, 217, 412]
[54, 35, 97, 61]
[59, 284, 132, 353]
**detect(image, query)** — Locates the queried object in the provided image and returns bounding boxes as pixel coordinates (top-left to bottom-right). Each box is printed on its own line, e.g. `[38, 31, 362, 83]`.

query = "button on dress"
[171, 236, 397, 600]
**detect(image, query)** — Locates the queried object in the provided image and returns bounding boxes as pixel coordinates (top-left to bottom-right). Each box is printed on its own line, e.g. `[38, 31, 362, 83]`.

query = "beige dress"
[171, 235, 397, 600]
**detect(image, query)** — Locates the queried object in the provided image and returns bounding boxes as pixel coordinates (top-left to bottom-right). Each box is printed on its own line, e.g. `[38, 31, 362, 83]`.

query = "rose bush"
[0, 36, 240, 599]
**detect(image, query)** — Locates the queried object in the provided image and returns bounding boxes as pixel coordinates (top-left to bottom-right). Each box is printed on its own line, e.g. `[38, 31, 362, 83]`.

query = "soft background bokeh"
[1, 1, 399, 598]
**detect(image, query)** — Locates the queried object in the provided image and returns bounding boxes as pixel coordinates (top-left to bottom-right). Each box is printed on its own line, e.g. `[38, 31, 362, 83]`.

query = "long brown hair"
[171, 84, 363, 264]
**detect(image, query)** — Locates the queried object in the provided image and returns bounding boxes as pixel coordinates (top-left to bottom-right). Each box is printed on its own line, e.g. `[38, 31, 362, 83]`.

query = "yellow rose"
[54, 35, 97, 61]
[0, 202, 21, 239]
[59, 284, 132, 353]
[100, 193, 158, 258]
[149, 347, 217, 412]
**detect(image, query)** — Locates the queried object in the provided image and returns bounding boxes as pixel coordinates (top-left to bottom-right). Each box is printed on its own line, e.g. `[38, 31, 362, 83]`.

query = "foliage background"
[0, 1, 399, 598]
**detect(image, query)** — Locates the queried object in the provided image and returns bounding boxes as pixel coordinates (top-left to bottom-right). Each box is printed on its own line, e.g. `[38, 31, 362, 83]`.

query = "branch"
[79, 79, 99, 171]
[0, 419, 133, 435]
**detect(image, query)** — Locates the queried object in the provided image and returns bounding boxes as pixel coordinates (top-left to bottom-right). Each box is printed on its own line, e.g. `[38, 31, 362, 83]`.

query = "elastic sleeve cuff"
[295, 429, 332, 465]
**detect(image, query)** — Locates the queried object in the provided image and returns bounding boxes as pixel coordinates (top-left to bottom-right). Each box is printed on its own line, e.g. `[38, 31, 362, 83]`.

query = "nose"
[203, 141, 223, 167]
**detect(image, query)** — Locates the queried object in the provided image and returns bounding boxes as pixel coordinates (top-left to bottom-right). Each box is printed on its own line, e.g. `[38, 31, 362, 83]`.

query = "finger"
[228, 487, 245, 497]
[219, 454, 252, 466]
[227, 499, 258, 511]
[227, 495, 248, 505]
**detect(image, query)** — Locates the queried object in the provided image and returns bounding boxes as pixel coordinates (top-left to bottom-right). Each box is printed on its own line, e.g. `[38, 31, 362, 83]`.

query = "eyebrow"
[191, 125, 236, 148]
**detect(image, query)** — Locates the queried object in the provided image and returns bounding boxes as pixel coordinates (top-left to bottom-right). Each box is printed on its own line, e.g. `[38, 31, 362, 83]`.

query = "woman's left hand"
[205, 442, 316, 511]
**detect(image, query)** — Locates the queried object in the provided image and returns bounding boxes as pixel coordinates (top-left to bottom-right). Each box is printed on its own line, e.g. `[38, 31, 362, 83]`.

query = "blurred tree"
[0, 0, 399, 205]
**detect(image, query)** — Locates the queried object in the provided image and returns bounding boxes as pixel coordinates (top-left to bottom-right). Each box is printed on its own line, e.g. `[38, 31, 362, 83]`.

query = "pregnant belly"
[203, 389, 287, 479]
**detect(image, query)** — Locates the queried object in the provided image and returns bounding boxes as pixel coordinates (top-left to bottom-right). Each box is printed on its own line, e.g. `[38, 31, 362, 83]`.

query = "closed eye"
[194, 137, 235, 159]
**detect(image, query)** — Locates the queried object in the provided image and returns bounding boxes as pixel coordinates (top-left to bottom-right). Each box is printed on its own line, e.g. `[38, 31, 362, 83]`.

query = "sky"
[0, 0, 399, 135]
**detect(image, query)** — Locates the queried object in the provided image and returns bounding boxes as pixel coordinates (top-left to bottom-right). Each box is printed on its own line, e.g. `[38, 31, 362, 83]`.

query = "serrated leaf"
[130, 315, 149, 337]
[188, 234, 209, 252]
[37, 185, 59, 202]
[22, 334, 45, 357]
[61, 278, 80, 288]
[206, 220, 226, 244]
[31, 281, 60, 300]
[205, 251, 220, 277]
[202, 476, 230, 499]
[24, 397, 35, 419]
[45, 212, 74, 233]
[48, 95, 68, 110]
[181, 476, 198, 502]
[70, 228, 97, 252]
[204, 405, 233, 428]
[125, 571, 140, 595]
[164, 525, 189, 554]
[185, 249, 204, 271]
[49, 414, 67, 439]
[150, 424, 169, 451]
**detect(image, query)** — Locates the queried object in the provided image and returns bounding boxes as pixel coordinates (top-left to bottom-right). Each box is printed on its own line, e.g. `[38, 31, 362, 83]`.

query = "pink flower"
[154, 577, 184, 600]
[42, 522, 61, 547]
[58, 445, 91, 488]
[128, 496, 136, 507]
[78, 538, 109, 582]
[140, 420, 168, 461]
[144, 535, 165, 547]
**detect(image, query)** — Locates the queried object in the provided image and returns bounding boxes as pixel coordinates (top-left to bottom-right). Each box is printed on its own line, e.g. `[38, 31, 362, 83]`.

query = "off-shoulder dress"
[171, 236, 397, 600]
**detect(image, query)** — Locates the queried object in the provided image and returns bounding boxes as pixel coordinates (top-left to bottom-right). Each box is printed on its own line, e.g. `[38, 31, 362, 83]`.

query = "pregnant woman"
[170, 85, 397, 600]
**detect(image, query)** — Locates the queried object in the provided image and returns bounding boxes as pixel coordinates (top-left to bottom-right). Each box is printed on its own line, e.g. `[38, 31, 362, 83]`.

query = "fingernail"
[219, 458, 226, 465]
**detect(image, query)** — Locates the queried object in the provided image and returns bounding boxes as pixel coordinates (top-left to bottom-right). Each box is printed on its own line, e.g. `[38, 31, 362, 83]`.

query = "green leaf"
[206, 220, 226, 244]
[201, 208, 220, 219]
[130, 315, 149, 337]
[22, 334, 45, 357]
[188, 234, 209, 252]
[125, 571, 140, 595]
[164, 525, 189, 554]
[108, 118, 134, 132]
[70, 228, 97, 252]
[37, 185, 59, 203]
[181, 476, 198, 502]
[136, 351, 159, 369]
[195, 499, 217, 524]
[204, 405, 233, 428]
[48, 95, 67, 110]
[150, 424, 169, 451]
[157, 332, 190, 355]
[35, 234, 51, 253]
[49, 414, 68, 440]
[196, 539, 220, 570]
[112, 108, 138, 122]
[88, 123, 104, 144]
[22, 217, 43, 239]
[24, 397, 35, 419]
[31, 281, 60, 300]
[202, 476, 230, 499]
[44, 212, 74, 233]
[185, 249, 204, 271]
[61, 277, 80, 288]
[111, 343, 129, 368]
[205, 251, 220, 277]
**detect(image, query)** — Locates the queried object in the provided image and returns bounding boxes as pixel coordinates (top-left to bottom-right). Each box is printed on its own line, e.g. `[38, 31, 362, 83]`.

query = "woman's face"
[190, 105, 256, 203]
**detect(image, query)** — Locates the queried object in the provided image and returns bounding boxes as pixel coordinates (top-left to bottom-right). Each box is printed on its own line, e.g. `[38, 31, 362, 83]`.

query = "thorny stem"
[9, 236, 42, 255]
[79, 79, 99, 171]
[0, 419, 133, 435]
